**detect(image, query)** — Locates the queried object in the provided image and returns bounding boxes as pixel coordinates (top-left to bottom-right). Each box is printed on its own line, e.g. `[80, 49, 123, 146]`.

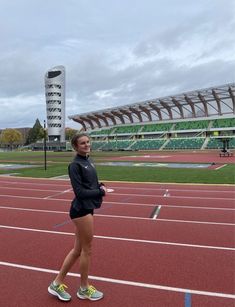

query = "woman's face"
[76, 136, 91, 156]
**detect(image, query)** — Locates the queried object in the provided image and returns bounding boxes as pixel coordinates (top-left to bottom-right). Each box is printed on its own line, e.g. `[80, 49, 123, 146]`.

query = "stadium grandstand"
[68, 83, 235, 152]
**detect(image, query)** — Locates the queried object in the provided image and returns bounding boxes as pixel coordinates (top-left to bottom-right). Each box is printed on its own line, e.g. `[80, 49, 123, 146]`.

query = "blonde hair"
[71, 133, 90, 150]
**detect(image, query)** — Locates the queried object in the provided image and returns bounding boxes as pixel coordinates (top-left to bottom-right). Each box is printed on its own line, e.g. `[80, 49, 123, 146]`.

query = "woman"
[48, 133, 107, 301]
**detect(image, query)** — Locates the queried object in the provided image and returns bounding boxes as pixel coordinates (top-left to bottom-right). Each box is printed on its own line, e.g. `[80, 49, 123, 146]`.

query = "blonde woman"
[48, 133, 106, 301]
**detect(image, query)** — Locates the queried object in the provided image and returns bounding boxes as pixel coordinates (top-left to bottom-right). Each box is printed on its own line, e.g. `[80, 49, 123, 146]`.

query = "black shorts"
[69, 206, 94, 219]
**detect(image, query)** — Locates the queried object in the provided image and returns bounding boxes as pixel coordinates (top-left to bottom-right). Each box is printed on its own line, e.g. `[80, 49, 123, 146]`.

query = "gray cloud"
[0, 0, 234, 129]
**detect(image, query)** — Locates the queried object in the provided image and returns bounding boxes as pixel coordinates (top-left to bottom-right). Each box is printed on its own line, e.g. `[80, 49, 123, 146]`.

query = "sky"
[0, 0, 234, 130]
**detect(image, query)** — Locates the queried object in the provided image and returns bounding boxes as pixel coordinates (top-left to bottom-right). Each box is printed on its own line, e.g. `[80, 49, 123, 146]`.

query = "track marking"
[43, 188, 72, 199]
[0, 179, 70, 188]
[1, 176, 234, 187]
[0, 190, 234, 201]
[0, 186, 60, 192]
[0, 206, 235, 226]
[1, 180, 234, 194]
[1, 225, 235, 251]
[185, 293, 192, 307]
[215, 164, 227, 170]
[162, 205, 235, 211]
[0, 261, 234, 299]
[150, 205, 162, 219]
[0, 194, 234, 211]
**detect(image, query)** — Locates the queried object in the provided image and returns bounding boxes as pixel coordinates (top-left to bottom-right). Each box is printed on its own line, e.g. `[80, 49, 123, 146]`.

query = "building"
[45, 65, 65, 142]
[69, 83, 235, 131]
[68, 83, 235, 151]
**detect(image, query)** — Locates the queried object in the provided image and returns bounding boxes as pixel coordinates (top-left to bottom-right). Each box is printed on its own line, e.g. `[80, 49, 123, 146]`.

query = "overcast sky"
[0, 0, 234, 129]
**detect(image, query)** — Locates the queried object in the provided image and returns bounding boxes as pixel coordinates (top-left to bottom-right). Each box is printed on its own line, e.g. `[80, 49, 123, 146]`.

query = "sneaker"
[48, 281, 71, 301]
[77, 285, 104, 301]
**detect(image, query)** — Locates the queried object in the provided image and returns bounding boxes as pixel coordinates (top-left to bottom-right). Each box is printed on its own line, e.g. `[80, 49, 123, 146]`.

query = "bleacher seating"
[211, 118, 235, 128]
[113, 125, 141, 134]
[89, 128, 114, 136]
[90, 141, 105, 150]
[141, 123, 173, 132]
[101, 140, 133, 150]
[164, 138, 205, 150]
[174, 120, 209, 130]
[207, 138, 235, 149]
[130, 139, 165, 150]
[88, 117, 234, 151]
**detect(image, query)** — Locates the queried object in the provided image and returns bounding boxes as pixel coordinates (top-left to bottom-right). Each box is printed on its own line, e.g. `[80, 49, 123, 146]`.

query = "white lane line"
[0, 180, 70, 188]
[0, 194, 234, 211]
[1, 225, 235, 251]
[0, 186, 61, 192]
[0, 178, 234, 193]
[162, 205, 235, 211]
[0, 206, 235, 226]
[0, 261, 234, 299]
[215, 164, 227, 170]
[0, 189, 235, 201]
[43, 188, 72, 199]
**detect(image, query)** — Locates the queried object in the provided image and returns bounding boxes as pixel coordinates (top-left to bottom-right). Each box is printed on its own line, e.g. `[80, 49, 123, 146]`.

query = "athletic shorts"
[69, 206, 94, 219]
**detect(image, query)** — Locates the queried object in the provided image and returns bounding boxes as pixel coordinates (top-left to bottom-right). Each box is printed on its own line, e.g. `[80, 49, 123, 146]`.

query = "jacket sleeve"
[68, 162, 105, 199]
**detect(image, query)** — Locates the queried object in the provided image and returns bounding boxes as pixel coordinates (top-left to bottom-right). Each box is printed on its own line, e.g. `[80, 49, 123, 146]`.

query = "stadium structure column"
[44, 65, 65, 142]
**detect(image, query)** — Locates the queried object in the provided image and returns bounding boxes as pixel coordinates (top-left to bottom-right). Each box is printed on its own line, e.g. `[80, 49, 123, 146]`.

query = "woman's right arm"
[68, 163, 105, 199]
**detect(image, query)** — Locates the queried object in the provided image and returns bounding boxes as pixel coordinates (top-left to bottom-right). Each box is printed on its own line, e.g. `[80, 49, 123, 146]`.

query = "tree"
[25, 119, 44, 145]
[65, 128, 78, 141]
[0, 129, 22, 150]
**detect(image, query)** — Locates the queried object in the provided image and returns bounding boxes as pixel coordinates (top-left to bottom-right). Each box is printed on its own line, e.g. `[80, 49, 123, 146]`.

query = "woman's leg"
[54, 227, 81, 284]
[72, 213, 94, 288]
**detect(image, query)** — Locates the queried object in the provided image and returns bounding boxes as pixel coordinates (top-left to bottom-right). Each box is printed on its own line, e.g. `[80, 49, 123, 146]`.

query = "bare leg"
[73, 214, 94, 288]
[54, 228, 81, 284]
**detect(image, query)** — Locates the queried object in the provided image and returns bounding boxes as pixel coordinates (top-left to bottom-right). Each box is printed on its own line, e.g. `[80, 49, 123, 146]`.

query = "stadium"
[0, 82, 234, 307]
[69, 82, 235, 154]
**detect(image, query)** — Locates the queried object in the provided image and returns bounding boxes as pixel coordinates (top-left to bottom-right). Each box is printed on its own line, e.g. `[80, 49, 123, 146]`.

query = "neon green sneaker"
[77, 285, 104, 301]
[48, 281, 71, 301]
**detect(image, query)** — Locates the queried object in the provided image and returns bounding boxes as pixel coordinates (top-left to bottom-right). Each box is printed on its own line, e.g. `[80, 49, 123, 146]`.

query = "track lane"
[4, 265, 234, 307]
[1, 228, 235, 296]
[158, 207, 235, 224]
[1, 188, 234, 209]
[0, 208, 235, 248]
[0, 177, 234, 307]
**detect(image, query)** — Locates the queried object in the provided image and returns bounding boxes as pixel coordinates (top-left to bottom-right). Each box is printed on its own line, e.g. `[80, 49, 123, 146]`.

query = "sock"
[80, 286, 88, 291]
[53, 281, 59, 286]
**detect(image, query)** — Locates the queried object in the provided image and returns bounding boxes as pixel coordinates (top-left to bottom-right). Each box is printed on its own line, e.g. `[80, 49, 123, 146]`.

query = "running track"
[0, 176, 234, 306]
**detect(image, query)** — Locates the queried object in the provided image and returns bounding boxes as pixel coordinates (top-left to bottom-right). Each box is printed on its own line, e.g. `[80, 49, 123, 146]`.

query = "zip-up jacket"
[68, 154, 105, 210]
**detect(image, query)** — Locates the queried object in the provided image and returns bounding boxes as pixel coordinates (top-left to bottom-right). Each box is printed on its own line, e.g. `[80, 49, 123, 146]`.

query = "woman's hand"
[100, 184, 107, 194]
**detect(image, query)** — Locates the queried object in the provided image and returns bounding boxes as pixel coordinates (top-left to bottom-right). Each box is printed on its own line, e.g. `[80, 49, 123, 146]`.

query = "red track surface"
[105, 150, 235, 164]
[0, 175, 235, 306]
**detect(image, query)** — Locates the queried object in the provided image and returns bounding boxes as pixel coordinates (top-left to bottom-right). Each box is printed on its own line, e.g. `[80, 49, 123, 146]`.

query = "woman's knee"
[71, 247, 81, 259]
[81, 242, 92, 257]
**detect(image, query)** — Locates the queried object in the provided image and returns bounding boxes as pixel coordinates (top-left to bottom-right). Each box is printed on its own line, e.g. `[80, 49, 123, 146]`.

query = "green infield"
[0, 151, 234, 184]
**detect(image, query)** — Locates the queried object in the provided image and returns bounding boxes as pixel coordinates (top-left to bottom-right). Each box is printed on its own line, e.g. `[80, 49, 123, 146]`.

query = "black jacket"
[68, 154, 105, 210]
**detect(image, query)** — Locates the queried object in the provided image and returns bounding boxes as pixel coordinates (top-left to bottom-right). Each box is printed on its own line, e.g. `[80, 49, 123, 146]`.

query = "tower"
[45, 65, 65, 142]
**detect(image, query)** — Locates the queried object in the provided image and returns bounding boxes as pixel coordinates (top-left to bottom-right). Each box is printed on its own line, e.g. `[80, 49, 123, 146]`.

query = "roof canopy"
[68, 83, 235, 131]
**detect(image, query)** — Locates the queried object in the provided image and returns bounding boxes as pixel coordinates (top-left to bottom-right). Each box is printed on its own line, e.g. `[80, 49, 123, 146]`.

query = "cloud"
[0, 0, 234, 129]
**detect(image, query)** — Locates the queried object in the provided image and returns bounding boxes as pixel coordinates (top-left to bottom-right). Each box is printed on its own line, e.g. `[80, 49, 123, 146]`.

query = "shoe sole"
[48, 286, 71, 301]
[77, 292, 104, 301]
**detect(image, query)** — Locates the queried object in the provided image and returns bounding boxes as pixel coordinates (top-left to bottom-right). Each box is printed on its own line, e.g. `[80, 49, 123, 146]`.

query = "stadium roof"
[68, 83, 235, 131]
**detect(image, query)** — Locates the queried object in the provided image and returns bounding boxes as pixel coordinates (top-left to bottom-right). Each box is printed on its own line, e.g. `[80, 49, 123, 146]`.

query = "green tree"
[0, 129, 23, 149]
[65, 128, 77, 141]
[25, 119, 44, 145]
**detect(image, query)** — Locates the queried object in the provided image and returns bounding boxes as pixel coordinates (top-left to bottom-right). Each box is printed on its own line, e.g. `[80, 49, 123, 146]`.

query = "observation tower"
[45, 65, 65, 142]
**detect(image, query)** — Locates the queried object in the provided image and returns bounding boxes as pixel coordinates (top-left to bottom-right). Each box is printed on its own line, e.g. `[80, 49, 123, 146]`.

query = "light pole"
[44, 120, 47, 170]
